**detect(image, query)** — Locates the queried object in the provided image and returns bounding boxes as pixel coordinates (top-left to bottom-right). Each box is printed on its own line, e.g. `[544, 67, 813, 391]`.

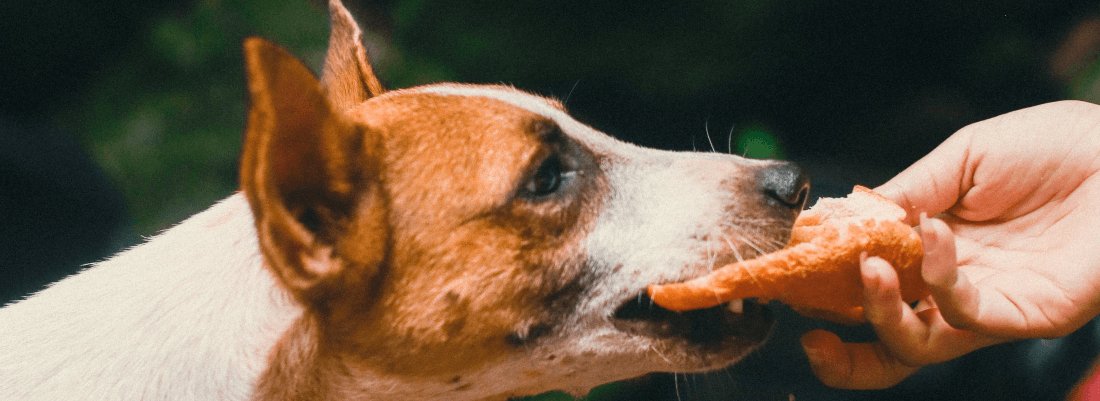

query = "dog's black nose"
[758, 162, 810, 210]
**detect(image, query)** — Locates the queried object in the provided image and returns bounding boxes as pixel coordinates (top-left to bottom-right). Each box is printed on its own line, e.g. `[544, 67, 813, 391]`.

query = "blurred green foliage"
[56, 0, 808, 235]
[56, 0, 1100, 239]
[60, 0, 329, 233]
[734, 125, 783, 160]
[1072, 58, 1100, 104]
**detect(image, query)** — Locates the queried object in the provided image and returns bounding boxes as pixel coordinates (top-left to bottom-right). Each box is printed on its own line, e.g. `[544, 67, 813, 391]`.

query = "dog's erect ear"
[321, 0, 385, 112]
[241, 37, 387, 306]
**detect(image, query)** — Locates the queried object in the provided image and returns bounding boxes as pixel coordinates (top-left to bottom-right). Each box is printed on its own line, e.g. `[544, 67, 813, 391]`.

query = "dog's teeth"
[727, 299, 744, 314]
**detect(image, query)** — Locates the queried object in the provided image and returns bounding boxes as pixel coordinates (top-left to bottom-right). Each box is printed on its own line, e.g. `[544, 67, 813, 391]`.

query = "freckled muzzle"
[598, 159, 808, 365]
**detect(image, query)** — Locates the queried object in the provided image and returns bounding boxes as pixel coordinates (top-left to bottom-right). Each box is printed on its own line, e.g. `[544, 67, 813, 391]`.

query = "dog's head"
[240, 1, 809, 398]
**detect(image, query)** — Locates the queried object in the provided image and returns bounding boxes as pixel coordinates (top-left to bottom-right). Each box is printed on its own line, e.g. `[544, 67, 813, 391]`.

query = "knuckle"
[880, 338, 933, 367]
[1037, 323, 1077, 339]
[893, 350, 935, 367]
[940, 310, 979, 331]
[865, 306, 901, 328]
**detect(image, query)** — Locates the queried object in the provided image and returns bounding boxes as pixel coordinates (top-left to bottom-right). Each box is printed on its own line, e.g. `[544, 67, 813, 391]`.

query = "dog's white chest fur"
[0, 195, 301, 401]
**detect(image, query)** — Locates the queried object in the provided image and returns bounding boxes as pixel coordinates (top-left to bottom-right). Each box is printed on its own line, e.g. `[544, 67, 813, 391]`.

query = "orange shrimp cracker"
[646, 186, 927, 324]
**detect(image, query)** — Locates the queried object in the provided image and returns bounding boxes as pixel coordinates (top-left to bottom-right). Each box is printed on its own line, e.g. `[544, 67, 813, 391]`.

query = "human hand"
[800, 100, 1100, 389]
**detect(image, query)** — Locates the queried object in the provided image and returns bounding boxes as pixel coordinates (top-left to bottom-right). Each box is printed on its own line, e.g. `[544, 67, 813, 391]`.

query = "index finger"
[874, 130, 971, 225]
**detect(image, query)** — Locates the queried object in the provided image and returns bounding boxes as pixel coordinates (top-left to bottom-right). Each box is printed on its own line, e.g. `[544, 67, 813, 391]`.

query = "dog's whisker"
[722, 216, 793, 225]
[735, 232, 766, 256]
[562, 79, 581, 106]
[707, 371, 722, 395]
[650, 345, 674, 365]
[739, 258, 765, 291]
[706, 239, 719, 272]
[718, 220, 795, 252]
[704, 119, 717, 153]
[727, 123, 736, 155]
[720, 220, 790, 230]
[673, 373, 684, 401]
[724, 237, 745, 263]
[722, 367, 736, 383]
[712, 223, 774, 251]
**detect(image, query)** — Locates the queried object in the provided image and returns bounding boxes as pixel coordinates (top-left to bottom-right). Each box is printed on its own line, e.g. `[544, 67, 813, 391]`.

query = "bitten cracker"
[646, 186, 928, 324]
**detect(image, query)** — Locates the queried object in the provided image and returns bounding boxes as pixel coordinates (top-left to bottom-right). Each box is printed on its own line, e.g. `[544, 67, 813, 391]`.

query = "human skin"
[800, 100, 1100, 389]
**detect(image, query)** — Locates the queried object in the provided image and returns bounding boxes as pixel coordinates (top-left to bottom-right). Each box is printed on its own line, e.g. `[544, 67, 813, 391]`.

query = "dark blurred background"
[2, 0, 1099, 400]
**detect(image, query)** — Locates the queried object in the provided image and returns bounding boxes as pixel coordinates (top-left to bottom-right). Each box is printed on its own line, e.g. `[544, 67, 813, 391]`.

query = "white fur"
[0, 194, 302, 401]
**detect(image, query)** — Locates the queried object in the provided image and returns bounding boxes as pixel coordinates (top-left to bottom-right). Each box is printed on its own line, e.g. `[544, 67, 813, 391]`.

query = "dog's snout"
[758, 162, 810, 210]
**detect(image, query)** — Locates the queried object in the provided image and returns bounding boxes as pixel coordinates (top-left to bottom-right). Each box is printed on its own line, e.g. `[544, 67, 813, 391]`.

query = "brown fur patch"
[251, 87, 609, 400]
[319, 92, 607, 376]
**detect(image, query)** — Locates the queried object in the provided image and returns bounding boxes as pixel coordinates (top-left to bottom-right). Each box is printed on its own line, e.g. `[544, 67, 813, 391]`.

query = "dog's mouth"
[611, 293, 773, 350]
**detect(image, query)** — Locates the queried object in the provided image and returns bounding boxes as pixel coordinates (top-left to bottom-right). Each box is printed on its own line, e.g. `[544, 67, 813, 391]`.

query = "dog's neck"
[0, 194, 570, 401]
[0, 194, 301, 401]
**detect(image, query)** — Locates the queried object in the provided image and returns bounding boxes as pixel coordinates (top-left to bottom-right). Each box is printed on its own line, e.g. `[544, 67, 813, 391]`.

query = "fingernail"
[861, 255, 880, 282]
[800, 335, 826, 362]
[919, 213, 936, 241]
[803, 347, 824, 364]
[861, 257, 889, 299]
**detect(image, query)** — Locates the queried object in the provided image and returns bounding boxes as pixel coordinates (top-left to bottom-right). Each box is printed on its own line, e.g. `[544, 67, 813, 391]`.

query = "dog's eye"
[523, 157, 565, 198]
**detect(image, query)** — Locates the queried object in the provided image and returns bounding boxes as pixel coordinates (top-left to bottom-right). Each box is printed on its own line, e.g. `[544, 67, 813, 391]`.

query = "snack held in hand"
[646, 186, 927, 324]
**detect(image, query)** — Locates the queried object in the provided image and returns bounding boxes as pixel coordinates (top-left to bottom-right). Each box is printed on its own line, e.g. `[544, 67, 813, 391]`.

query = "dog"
[0, 1, 809, 399]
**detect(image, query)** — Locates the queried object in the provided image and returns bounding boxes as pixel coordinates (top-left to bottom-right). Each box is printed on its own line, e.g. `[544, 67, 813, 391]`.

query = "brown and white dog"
[0, 1, 809, 400]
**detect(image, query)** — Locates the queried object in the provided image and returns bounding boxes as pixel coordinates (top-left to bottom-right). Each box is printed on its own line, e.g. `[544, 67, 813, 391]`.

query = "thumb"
[874, 131, 971, 225]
